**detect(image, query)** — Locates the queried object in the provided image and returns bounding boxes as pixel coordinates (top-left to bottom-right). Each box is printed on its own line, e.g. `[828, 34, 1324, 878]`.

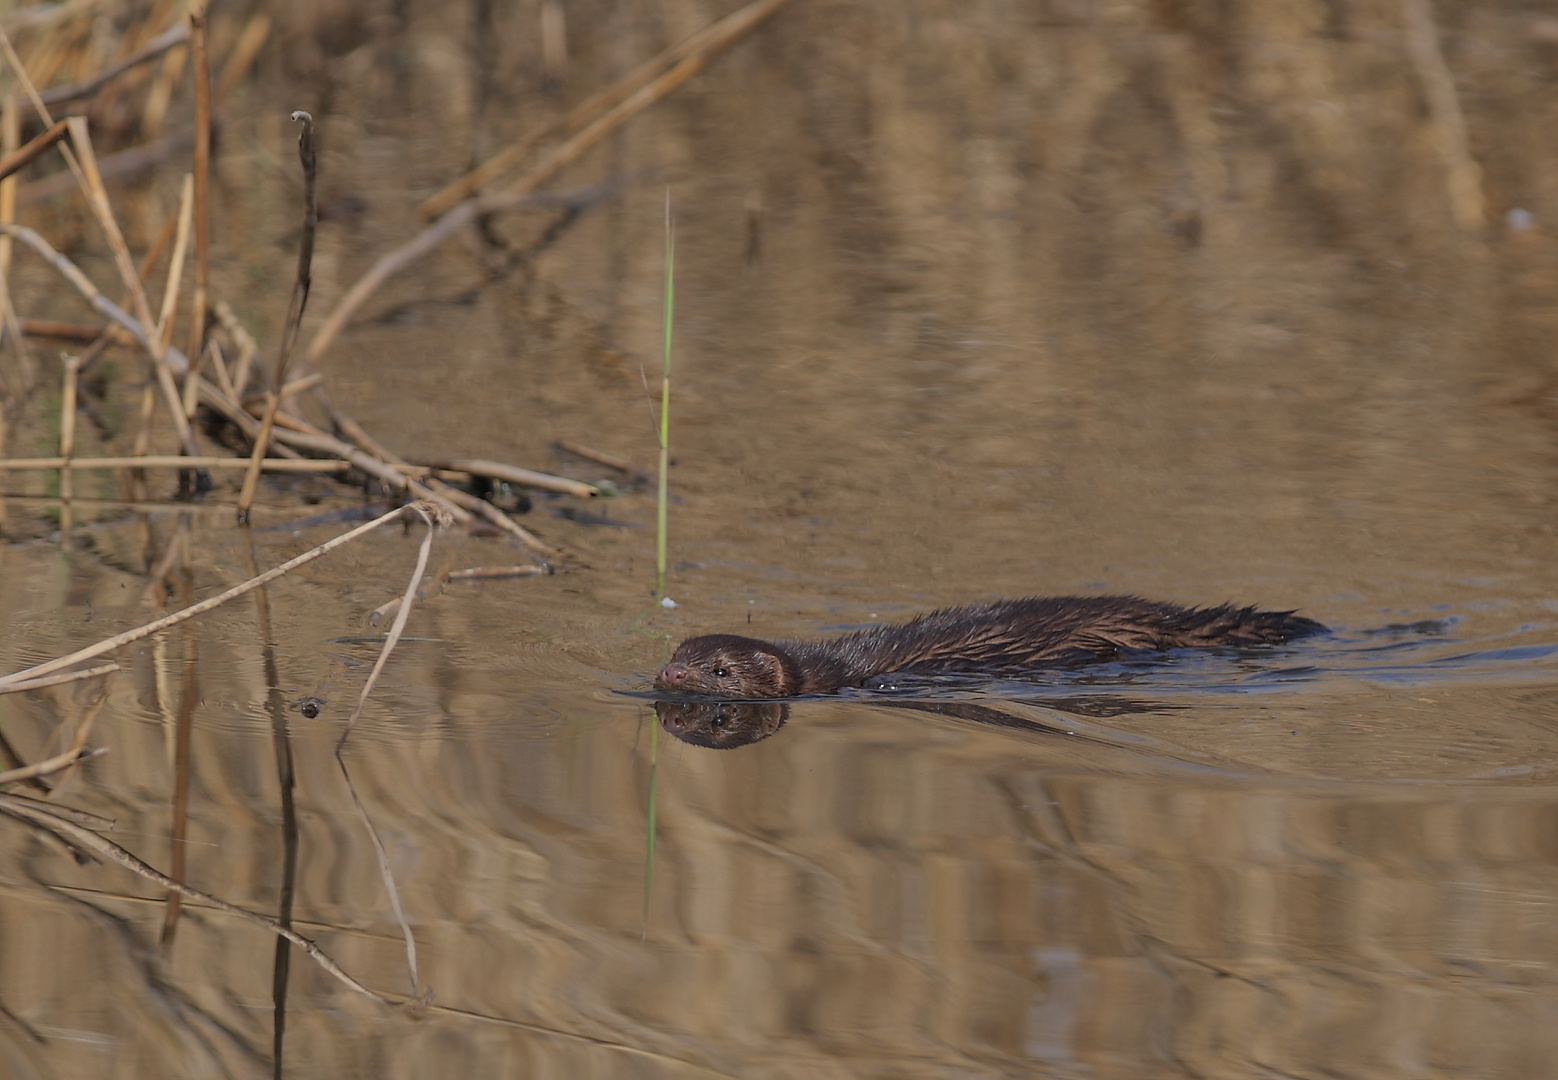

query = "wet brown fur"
[655, 595, 1325, 698]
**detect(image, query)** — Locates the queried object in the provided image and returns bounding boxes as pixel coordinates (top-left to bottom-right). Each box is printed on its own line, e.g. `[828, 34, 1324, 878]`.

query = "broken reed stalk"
[0, 792, 392, 1004]
[444, 458, 599, 498]
[556, 439, 651, 484]
[184, 4, 210, 404]
[442, 565, 550, 581]
[304, 0, 794, 368]
[0, 746, 103, 785]
[0, 28, 87, 197]
[0, 502, 430, 692]
[0, 116, 68, 182]
[238, 110, 315, 524]
[0, 662, 118, 696]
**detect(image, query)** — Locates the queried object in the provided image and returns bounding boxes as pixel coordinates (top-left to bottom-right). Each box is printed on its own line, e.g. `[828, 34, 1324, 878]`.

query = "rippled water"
[6, 0, 1558, 1076]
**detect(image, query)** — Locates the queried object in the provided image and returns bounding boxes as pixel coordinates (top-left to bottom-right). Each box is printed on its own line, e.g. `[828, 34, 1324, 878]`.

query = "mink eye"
[713, 666, 729, 678]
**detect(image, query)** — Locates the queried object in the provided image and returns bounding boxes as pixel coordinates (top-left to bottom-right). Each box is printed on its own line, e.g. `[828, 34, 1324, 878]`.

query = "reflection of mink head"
[655, 700, 789, 749]
[655, 634, 803, 698]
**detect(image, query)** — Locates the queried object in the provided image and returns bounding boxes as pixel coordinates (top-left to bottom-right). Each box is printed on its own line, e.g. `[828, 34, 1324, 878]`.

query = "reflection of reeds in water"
[644, 192, 676, 935]
[0, 0, 798, 1054]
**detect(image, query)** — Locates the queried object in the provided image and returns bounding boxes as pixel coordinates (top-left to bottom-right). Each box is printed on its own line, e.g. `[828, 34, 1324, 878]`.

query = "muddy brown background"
[6, 0, 1558, 1076]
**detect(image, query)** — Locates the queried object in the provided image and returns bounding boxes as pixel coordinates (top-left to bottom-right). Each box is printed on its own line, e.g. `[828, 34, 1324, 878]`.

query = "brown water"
[6, 1, 1558, 1075]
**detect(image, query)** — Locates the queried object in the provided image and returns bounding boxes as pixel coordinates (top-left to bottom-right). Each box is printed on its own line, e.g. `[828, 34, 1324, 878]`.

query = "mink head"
[655, 634, 803, 698]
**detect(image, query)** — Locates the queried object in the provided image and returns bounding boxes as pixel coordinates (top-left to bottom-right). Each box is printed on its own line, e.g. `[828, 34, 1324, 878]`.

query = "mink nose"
[657, 662, 689, 688]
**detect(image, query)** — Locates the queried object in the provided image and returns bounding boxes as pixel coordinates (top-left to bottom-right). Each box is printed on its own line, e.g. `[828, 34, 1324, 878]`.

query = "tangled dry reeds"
[0, 0, 790, 1010]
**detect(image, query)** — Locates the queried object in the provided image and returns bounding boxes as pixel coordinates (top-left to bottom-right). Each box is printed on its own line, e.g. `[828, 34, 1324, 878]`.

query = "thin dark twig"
[238, 111, 316, 523]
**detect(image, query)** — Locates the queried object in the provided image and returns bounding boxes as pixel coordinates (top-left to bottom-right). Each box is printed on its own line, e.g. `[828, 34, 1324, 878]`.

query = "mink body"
[655, 595, 1325, 698]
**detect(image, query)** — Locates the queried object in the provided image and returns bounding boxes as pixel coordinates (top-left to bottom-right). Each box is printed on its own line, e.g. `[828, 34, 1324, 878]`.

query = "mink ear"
[753, 651, 784, 684]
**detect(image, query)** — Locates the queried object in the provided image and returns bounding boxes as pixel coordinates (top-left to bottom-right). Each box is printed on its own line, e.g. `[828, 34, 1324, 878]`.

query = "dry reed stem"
[16, 125, 197, 208]
[0, 745, 103, 785]
[446, 458, 598, 498]
[240, 371, 320, 408]
[0, 116, 67, 181]
[0, 28, 84, 197]
[34, 21, 188, 107]
[442, 487, 551, 551]
[66, 117, 200, 461]
[156, 173, 193, 352]
[0, 96, 16, 283]
[0, 94, 21, 399]
[306, 0, 793, 366]
[213, 300, 257, 394]
[185, 6, 210, 389]
[417, 0, 792, 220]
[238, 403, 475, 526]
[0, 791, 393, 1004]
[555, 438, 648, 479]
[204, 337, 237, 403]
[327, 408, 402, 466]
[225, 395, 480, 527]
[17, 318, 111, 342]
[0, 502, 427, 691]
[443, 565, 551, 581]
[0, 217, 546, 545]
[367, 595, 405, 626]
[191, 379, 302, 460]
[0, 222, 192, 374]
[322, 404, 551, 550]
[238, 111, 316, 522]
[0, 662, 117, 696]
[1401, 0, 1483, 231]
[0, 455, 344, 471]
[336, 504, 441, 752]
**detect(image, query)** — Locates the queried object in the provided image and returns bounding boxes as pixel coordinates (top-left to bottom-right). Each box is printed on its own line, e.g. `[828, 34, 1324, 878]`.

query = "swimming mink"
[655, 595, 1325, 698]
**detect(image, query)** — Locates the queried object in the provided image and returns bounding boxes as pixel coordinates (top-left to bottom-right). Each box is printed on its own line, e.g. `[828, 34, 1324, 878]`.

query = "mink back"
[658, 595, 1324, 698]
